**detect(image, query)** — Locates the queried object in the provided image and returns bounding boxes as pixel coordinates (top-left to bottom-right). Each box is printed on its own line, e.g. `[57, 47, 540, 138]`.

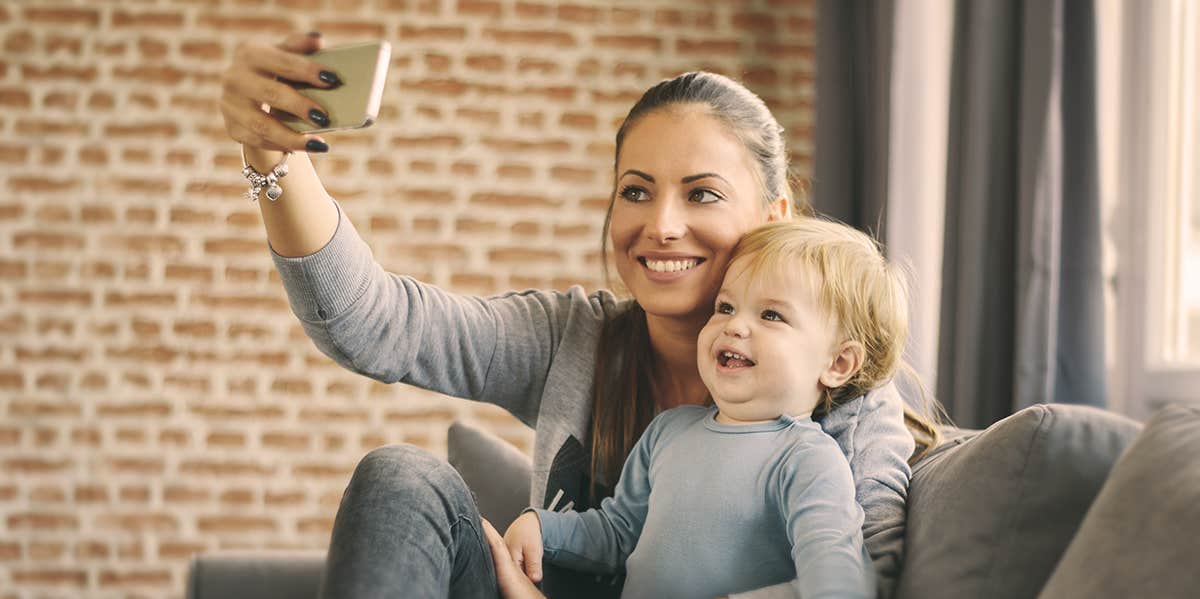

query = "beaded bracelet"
[240, 147, 291, 203]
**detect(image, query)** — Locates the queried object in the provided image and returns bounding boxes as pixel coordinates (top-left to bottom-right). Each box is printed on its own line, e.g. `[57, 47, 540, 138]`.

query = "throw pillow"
[1038, 403, 1200, 598]
[447, 421, 533, 532]
[895, 403, 1141, 599]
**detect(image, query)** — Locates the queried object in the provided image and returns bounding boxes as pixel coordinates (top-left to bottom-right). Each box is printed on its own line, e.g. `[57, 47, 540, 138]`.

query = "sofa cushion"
[187, 551, 324, 599]
[895, 403, 1141, 599]
[1038, 403, 1200, 598]
[447, 421, 533, 532]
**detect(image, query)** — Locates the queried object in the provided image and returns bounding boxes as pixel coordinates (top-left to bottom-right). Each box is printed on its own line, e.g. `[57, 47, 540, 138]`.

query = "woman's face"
[609, 107, 782, 322]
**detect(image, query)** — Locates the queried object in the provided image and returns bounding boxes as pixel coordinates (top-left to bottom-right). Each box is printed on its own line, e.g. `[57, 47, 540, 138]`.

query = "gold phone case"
[279, 41, 391, 133]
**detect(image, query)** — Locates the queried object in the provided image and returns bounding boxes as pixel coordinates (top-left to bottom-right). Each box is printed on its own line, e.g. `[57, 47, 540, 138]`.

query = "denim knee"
[345, 444, 474, 515]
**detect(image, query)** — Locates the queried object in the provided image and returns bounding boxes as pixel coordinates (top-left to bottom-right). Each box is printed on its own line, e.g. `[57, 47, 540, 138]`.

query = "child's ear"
[766, 197, 791, 221]
[819, 341, 865, 389]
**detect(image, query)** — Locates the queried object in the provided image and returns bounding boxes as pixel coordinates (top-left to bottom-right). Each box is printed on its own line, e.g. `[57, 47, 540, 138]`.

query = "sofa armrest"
[186, 551, 324, 599]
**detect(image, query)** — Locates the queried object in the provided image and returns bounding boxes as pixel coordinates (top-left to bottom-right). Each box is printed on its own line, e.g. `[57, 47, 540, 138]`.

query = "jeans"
[319, 444, 501, 599]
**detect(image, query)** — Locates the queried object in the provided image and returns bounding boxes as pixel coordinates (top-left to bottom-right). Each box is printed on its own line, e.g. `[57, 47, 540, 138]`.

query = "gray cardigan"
[270, 200, 915, 598]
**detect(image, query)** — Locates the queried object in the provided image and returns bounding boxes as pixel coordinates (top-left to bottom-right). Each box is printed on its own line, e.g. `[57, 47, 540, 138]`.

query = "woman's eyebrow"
[620, 169, 655, 182]
[681, 172, 731, 185]
[618, 170, 731, 186]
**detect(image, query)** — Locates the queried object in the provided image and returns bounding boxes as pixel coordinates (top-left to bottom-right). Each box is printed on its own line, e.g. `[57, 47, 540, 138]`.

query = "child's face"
[697, 257, 841, 422]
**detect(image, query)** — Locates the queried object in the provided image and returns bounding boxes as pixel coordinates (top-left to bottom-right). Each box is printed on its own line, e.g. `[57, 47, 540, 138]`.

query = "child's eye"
[761, 310, 784, 322]
[619, 185, 649, 202]
[688, 188, 722, 204]
[716, 301, 734, 314]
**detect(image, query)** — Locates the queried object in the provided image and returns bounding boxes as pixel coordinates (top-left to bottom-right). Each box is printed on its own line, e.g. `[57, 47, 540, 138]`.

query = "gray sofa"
[187, 403, 1200, 599]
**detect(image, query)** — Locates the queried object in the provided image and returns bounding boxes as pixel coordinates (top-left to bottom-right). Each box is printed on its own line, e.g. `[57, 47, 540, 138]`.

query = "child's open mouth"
[717, 350, 756, 369]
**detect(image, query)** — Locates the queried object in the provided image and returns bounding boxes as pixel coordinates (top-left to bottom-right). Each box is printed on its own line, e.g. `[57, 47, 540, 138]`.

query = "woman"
[220, 32, 936, 599]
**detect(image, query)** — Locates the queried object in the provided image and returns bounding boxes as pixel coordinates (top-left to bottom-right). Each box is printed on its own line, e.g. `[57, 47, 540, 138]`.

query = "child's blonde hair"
[731, 218, 941, 459]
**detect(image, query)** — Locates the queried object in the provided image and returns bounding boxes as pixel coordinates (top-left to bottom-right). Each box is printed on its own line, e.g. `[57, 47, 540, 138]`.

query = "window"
[1108, 0, 1200, 418]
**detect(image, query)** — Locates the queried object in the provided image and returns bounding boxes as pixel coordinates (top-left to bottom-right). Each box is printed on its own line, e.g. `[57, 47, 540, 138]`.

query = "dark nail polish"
[308, 108, 329, 127]
[308, 31, 322, 38]
[318, 70, 342, 88]
[306, 139, 329, 153]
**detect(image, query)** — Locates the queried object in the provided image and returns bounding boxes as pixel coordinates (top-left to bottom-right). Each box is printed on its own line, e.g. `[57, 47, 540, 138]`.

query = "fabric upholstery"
[447, 420, 533, 532]
[1038, 404, 1200, 598]
[895, 403, 1141, 599]
[186, 552, 323, 599]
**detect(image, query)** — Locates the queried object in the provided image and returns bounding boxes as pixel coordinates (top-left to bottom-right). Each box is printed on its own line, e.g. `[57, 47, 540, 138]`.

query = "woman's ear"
[766, 197, 791, 221]
[819, 341, 865, 389]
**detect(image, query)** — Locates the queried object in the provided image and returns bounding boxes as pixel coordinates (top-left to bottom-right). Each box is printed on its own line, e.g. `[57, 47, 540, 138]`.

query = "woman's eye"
[716, 302, 734, 314]
[761, 310, 784, 322]
[619, 186, 649, 202]
[688, 188, 722, 204]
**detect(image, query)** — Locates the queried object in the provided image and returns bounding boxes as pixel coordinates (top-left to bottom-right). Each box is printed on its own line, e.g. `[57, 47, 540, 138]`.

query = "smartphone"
[278, 40, 391, 133]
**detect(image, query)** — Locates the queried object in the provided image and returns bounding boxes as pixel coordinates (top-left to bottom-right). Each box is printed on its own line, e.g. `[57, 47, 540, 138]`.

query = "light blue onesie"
[533, 405, 875, 599]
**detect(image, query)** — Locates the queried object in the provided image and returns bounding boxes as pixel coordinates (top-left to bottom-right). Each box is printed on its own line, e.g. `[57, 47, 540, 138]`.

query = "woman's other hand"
[220, 32, 337, 154]
[502, 511, 545, 583]
[482, 518, 547, 599]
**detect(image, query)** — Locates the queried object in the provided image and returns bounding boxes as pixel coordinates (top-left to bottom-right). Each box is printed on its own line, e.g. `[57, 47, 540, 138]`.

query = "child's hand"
[503, 512, 545, 583]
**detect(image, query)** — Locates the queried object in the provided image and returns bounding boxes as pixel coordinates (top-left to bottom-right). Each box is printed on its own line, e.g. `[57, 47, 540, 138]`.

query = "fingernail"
[306, 139, 329, 153]
[308, 109, 329, 127]
[318, 70, 342, 88]
[308, 31, 322, 38]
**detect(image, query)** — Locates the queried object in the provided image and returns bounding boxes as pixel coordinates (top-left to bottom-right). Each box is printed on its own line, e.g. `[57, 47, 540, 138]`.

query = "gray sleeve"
[777, 440, 874, 599]
[269, 200, 613, 426]
[818, 381, 914, 598]
[533, 413, 662, 573]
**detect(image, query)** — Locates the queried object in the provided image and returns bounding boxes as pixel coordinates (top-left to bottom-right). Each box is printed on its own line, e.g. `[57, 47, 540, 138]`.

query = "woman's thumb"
[277, 31, 325, 55]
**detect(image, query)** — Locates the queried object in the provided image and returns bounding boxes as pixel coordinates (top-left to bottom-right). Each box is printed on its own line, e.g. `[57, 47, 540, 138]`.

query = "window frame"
[1111, 0, 1200, 419]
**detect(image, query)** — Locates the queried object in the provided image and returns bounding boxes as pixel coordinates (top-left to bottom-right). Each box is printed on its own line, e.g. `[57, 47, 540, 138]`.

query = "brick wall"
[0, 0, 815, 597]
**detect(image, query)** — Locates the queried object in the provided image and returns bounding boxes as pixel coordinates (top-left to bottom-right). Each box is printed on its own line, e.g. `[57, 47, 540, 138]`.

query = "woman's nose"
[645, 198, 686, 243]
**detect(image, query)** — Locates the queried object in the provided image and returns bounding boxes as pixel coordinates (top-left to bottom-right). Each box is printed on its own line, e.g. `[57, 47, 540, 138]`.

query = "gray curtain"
[938, 0, 1107, 429]
[813, 0, 894, 239]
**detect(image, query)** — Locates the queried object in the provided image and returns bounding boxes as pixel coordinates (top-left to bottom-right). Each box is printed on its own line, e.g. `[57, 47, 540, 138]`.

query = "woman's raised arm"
[220, 32, 340, 258]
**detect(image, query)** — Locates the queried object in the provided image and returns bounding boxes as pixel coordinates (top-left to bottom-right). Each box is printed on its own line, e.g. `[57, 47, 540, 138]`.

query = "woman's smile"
[637, 253, 708, 282]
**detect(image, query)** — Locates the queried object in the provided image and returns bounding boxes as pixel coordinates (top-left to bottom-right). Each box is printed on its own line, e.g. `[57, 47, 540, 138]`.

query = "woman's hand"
[482, 518, 547, 599]
[503, 511, 546, 583]
[219, 32, 338, 153]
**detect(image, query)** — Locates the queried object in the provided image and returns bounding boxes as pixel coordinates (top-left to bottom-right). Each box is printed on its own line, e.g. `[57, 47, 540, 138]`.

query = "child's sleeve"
[528, 412, 666, 574]
[776, 439, 876, 599]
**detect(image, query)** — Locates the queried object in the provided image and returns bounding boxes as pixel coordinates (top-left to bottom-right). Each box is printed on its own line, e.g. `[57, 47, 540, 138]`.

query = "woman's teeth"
[645, 258, 699, 273]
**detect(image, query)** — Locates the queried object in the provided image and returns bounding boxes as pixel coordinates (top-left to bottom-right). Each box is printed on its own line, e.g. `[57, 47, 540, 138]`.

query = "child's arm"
[524, 411, 666, 575]
[778, 439, 875, 599]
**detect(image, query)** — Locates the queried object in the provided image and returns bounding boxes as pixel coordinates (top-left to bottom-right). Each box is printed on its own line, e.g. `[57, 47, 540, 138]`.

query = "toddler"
[503, 218, 912, 599]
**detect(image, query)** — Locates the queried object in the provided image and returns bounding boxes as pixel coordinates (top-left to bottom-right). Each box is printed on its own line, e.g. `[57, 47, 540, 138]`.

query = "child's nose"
[723, 316, 750, 338]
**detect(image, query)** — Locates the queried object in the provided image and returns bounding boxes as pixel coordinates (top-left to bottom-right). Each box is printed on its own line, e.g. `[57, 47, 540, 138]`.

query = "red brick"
[458, 0, 502, 17]
[470, 192, 561, 208]
[23, 7, 100, 26]
[197, 516, 277, 532]
[398, 24, 468, 40]
[195, 14, 288, 33]
[95, 513, 178, 532]
[483, 28, 575, 47]
[593, 34, 661, 52]
[8, 512, 78, 531]
[677, 38, 742, 55]
[99, 568, 172, 586]
[181, 40, 223, 59]
[10, 568, 87, 586]
[113, 10, 184, 28]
